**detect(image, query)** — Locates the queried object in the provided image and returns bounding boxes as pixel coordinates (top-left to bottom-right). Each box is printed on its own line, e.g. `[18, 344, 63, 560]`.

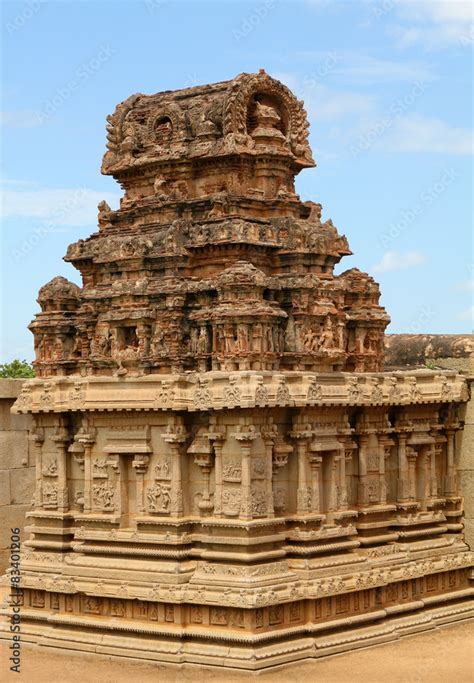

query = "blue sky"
[1, 0, 472, 362]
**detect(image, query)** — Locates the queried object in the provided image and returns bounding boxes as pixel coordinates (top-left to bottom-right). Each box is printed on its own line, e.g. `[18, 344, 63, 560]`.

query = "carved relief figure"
[92, 458, 108, 477]
[147, 482, 171, 513]
[92, 481, 115, 510]
[222, 461, 242, 482]
[154, 461, 171, 479]
[223, 376, 241, 407]
[42, 482, 58, 507]
[197, 326, 209, 354]
[222, 489, 241, 516]
[319, 316, 335, 350]
[307, 377, 322, 401]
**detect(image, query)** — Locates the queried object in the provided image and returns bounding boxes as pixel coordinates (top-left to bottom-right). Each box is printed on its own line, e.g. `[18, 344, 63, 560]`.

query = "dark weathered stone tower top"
[30, 71, 389, 378]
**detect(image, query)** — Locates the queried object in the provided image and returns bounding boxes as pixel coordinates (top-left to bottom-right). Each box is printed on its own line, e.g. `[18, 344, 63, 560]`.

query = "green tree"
[0, 359, 35, 378]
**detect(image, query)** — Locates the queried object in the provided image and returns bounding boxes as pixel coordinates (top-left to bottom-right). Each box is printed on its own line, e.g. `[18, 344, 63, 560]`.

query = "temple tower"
[3, 71, 472, 669]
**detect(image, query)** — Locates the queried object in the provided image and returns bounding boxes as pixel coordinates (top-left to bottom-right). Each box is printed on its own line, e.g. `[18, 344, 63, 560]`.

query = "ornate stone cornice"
[13, 370, 467, 414]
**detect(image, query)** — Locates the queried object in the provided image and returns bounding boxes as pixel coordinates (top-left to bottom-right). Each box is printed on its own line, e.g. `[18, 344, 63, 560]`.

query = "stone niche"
[1, 70, 473, 670]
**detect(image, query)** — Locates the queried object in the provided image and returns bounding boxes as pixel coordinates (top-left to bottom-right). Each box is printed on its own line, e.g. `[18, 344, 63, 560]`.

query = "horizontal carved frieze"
[12, 370, 468, 414]
[12, 550, 473, 607]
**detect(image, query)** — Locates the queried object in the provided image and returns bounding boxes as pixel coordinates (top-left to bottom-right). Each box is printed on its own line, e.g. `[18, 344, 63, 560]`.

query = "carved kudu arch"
[223, 72, 312, 161]
[147, 104, 186, 144]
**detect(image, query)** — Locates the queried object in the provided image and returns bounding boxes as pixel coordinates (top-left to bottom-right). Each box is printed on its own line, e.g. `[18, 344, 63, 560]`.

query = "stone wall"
[0, 380, 33, 572]
[0, 333, 472, 575]
[0, 334, 474, 574]
[385, 334, 473, 549]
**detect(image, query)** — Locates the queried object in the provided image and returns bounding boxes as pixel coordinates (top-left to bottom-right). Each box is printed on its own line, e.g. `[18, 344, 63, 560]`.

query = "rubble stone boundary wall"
[0, 380, 33, 572]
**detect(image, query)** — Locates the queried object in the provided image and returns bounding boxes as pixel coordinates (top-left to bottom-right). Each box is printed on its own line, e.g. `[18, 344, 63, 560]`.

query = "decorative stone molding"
[12, 370, 468, 415]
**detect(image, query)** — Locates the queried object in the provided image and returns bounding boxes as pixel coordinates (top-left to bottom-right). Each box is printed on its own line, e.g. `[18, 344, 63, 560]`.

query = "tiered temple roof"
[30, 70, 389, 378]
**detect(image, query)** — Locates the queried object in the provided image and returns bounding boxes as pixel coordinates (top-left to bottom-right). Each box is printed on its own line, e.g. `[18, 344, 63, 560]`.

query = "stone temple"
[4, 70, 473, 669]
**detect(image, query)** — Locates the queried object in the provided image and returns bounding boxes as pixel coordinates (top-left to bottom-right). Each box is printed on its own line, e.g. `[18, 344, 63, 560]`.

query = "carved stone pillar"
[137, 322, 151, 357]
[272, 439, 291, 515]
[406, 447, 417, 501]
[75, 421, 96, 514]
[234, 425, 258, 520]
[197, 453, 213, 511]
[378, 437, 393, 505]
[357, 435, 369, 506]
[52, 421, 70, 512]
[419, 445, 431, 509]
[261, 424, 278, 518]
[432, 444, 442, 498]
[444, 429, 457, 496]
[397, 433, 409, 503]
[132, 454, 150, 514]
[104, 454, 120, 516]
[188, 432, 214, 512]
[208, 430, 225, 516]
[291, 431, 312, 514]
[162, 423, 188, 516]
[344, 446, 355, 509]
[338, 449, 349, 510]
[308, 453, 322, 514]
[328, 452, 339, 512]
[29, 424, 45, 508]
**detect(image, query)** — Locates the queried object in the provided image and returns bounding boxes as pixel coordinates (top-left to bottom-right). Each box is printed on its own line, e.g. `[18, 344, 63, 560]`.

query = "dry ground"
[1, 620, 473, 683]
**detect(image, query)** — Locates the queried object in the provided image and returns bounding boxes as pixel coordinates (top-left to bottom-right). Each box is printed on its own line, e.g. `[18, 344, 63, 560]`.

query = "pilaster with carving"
[396, 431, 411, 503]
[132, 454, 150, 514]
[233, 424, 258, 519]
[51, 419, 70, 512]
[289, 423, 313, 514]
[208, 426, 225, 516]
[29, 422, 45, 509]
[261, 422, 278, 517]
[162, 420, 189, 516]
[444, 428, 457, 496]
[188, 428, 215, 513]
[356, 434, 369, 506]
[73, 419, 96, 514]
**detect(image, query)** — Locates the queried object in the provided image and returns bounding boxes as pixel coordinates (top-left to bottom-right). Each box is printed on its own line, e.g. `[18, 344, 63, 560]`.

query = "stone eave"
[12, 370, 467, 415]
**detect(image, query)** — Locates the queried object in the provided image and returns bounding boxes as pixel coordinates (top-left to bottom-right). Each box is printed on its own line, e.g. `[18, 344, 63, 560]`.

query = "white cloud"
[275, 73, 376, 123]
[392, 0, 473, 49]
[333, 54, 434, 85]
[386, 115, 474, 155]
[457, 278, 474, 291]
[456, 305, 474, 322]
[294, 50, 434, 85]
[272, 71, 300, 92]
[397, 0, 473, 25]
[271, 73, 472, 160]
[1, 180, 121, 227]
[373, 250, 426, 273]
[305, 85, 376, 122]
[0, 109, 44, 128]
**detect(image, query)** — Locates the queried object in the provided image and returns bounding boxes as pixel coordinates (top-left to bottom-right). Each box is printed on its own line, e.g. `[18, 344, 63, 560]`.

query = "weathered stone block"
[463, 519, 474, 551]
[0, 504, 30, 550]
[0, 550, 9, 575]
[0, 379, 24, 401]
[0, 401, 31, 432]
[0, 432, 29, 469]
[459, 470, 474, 516]
[9, 467, 35, 506]
[0, 471, 11, 506]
